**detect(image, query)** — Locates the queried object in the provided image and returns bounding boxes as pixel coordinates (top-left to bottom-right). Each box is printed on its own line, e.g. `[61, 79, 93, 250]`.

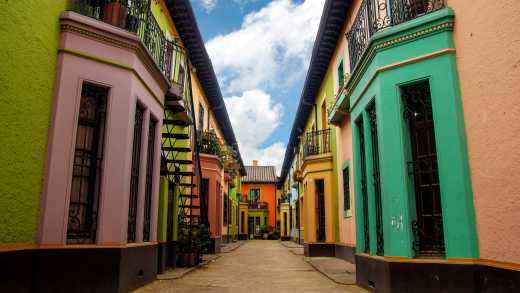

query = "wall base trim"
[355, 254, 520, 293]
[0, 244, 157, 293]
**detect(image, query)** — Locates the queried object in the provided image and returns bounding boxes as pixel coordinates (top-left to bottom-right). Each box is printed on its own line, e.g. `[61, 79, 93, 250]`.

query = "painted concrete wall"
[241, 183, 277, 228]
[330, 12, 357, 248]
[39, 12, 165, 244]
[0, 0, 71, 245]
[200, 154, 224, 238]
[447, 0, 520, 264]
[346, 10, 478, 258]
[301, 155, 335, 243]
[298, 60, 340, 242]
[335, 119, 356, 247]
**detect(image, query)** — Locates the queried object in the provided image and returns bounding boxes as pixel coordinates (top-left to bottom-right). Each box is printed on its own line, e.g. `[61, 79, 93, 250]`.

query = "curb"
[304, 258, 357, 286]
[220, 241, 245, 253]
[157, 254, 222, 280]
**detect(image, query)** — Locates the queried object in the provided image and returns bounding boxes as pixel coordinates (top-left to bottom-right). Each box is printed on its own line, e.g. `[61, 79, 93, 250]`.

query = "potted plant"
[176, 226, 198, 267]
[260, 224, 273, 240]
[176, 224, 211, 267]
[103, 0, 129, 28]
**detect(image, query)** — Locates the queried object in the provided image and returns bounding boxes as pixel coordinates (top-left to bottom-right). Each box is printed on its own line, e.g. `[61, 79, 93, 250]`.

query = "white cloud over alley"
[205, 0, 325, 173]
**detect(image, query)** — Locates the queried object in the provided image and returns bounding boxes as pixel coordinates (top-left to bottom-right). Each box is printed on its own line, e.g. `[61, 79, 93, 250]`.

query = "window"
[241, 211, 245, 234]
[368, 102, 384, 255]
[198, 103, 205, 131]
[321, 100, 327, 130]
[249, 188, 260, 203]
[342, 165, 351, 217]
[337, 59, 344, 89]
[356, 118, 370, 253]
[143, 118, 157, 241]
[223, 193, 228, 225]
[128, 104, 145, 243]
[67, 83, 107, 244]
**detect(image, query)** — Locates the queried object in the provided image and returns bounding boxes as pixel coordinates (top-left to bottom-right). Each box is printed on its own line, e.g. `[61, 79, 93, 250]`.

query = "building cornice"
[329, 8, 455, 123]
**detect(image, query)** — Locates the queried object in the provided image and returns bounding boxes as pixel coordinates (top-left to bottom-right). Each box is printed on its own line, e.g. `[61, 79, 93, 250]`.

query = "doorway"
[315, 179, 326, 242]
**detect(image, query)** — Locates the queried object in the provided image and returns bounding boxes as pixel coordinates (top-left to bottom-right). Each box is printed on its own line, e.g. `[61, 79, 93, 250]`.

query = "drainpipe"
[296, 182, 301, 245]
[227, 183, 230, 243]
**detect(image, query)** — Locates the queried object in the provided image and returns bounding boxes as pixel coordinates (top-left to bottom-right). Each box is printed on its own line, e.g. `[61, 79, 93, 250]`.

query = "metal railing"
[72, 0, 187, 83]
[248, 201, 268, 210]
[347, 0, 445, 70]
[303, 128, 331, 158]
[198, 130, 222, 156]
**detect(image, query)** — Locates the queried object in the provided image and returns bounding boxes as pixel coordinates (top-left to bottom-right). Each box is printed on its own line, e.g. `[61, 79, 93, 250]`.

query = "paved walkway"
[135, 240, 366, 293]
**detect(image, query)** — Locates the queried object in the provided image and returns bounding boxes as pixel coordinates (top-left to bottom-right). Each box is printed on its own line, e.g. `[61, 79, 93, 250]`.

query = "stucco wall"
[335, 119, 356, 246]
[241, 183, 277, 228]
[0, 0, 71, 244]
[448, 0, 520, 264]
[330, 10, 357, 247]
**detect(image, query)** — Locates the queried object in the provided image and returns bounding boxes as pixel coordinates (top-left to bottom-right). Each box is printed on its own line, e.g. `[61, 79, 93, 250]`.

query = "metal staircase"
[160, 41, 203, 258]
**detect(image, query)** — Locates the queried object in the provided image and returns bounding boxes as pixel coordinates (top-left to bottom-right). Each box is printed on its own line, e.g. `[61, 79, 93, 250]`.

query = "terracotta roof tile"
[242, 165, 277, 183]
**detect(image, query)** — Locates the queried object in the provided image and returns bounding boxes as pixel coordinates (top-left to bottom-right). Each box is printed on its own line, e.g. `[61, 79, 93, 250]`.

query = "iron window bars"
[67, 83, 108, 244]
[402, 81, 445, 257]
[342, 166, 351, 213]
[128, 105, 144, 242]
[347, 0, 445, 71]
[368, 103, 384, 256]
[143, 119, 157, 242]
[356, 118, 370, 253]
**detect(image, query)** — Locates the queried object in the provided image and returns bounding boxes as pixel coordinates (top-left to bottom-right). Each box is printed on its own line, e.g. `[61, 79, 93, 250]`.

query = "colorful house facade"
[327, 0, 520, 292]
[279, 1, 348, 259]
[1, 0, 244, 292]
[240, 161, 278, 238]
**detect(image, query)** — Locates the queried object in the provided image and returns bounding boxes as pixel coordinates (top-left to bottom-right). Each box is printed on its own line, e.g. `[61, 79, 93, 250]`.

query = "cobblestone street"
[136, 241, 366, 293]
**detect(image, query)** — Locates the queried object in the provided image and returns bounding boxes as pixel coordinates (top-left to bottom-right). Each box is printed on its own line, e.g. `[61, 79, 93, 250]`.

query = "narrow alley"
[136, 241, 365, 293]
[2, 0, 520, 292]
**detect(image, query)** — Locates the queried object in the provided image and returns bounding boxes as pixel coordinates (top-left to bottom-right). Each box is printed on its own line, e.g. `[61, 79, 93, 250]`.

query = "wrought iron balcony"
[198, 130, 222, 156]
[347, 0, 445, 71]
[248, 201, 268, 210]
[303, 128, 331, 158]
[72, 0, 189, 88]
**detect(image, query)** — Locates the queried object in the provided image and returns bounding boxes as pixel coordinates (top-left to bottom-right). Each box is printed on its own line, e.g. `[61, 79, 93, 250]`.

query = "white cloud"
[224, 90, 285, 174]
[209, 0, 325, 174]
[199, 0, 218, 13]
[207, 0, 325, 93]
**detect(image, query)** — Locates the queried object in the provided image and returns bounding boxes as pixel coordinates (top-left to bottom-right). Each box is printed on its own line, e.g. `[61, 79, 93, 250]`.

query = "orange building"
[241, 161, 277, 235]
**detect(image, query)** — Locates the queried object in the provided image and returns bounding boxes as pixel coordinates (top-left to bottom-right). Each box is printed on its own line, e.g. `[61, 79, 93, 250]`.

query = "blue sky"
[192, 0, 325, 173]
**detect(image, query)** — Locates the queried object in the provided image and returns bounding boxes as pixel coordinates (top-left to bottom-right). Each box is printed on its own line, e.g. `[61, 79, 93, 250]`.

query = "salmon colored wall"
[330, 9, 356, 247]
[241, 183, 277, 228]
[447, 0, 520, 264]
[200, 154, 223, 238]
[335, 119, 356, 247]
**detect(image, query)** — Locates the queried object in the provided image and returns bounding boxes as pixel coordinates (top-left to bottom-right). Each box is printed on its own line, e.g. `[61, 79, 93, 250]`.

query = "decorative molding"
[330, 18, 455, 121]
[349, 48, 456, 111]
[59, 12, 171, 94]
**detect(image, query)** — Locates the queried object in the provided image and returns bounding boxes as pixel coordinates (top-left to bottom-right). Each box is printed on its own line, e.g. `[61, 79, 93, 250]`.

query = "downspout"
[227, 183, 230, 243]
[297, 184, 301, 244]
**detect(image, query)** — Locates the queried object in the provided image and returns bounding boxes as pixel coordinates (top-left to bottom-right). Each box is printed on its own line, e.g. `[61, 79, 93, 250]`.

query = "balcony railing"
[303, 128, 331, 158]
[347, 0, 445, 70]
[72, 0, 189, 87]
[198, 130, 222, 156]
[248, 201, 268, 210]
